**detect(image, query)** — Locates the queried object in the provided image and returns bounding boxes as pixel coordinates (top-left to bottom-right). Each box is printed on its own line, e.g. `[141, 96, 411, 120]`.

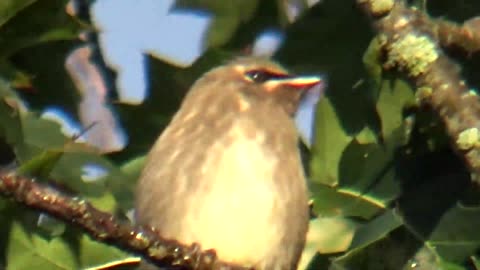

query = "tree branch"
[0, 171, 250, 270]
[357, 0, 480, 182]
[434, 17, 480, 54]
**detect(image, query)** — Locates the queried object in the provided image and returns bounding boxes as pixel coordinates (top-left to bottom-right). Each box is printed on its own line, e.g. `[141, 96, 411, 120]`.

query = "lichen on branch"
[357, 0, 480, 181]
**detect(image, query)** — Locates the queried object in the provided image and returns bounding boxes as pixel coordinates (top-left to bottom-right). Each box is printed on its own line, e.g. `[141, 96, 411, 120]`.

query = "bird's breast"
[137, 107, 306, 270]
[177, 122, 284, 267]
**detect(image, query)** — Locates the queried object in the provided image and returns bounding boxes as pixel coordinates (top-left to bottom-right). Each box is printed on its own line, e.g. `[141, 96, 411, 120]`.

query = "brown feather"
[135, 58, 312, 270]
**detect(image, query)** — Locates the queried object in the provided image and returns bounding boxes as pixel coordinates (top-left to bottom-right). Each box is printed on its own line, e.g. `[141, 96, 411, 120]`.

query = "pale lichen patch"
[385, 34, 438, 77]
[369, 0, 394, 16]
[415, 86, 432, 103]
[393, 16, 409, 29]
[457, 128, 480, 150]
[461, 89, 478, 99]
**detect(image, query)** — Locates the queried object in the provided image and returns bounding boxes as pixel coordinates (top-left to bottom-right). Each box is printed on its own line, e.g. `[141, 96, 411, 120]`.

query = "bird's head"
[190, 57, 322, 116]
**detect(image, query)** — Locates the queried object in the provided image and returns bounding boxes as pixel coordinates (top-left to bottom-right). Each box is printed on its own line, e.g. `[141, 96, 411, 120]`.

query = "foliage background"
[1, 0, 480, 269]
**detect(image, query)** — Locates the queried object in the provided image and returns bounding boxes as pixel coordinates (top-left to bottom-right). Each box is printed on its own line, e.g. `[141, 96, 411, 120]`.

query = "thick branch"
[435, 17, 480, 54]
[358, 0, 480, 181]
[0, 171, 249, 270]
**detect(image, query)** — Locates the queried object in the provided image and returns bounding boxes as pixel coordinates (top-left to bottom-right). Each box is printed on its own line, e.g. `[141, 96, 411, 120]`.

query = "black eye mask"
[244, 69, 293, 83]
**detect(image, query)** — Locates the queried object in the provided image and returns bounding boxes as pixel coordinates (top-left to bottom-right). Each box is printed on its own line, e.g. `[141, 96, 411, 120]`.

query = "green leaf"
[36, 214, 66, 237]
[376, 79, 414, 140]
[300, 217, 356, 270]
[348, 210, 403, 251]
[0, 0, 36, 27]
[338, 135, 402, 206]
[7, 221, 78, 270]
[120, 155, 146, 183]
[0, 60, 33, 88]
[332, 227, 423, 270]
[362, 36, 384, 95]
[79, 233, 132, 269]
[435, 261, 468, 270]
[310, 97, 353, 186]
[423, 205, 480, 264]
[0, 0, 83, 58]
[277, 0, 377, 135]
[21, 113, 67, 149]
[15, 113, 71, 176]
[85, 191, 117, 214]
[309, 217, 356, 253]
[0, 78, 27, 157]
[17, 149, 64, 177]
[9, 42, 81, 117]
[49, 152, 111, 197]
[309, 183, 383, 218]
[472, 256, 480, 270]
[334, 78, 413, 212]
[355, 126, 377, 144]
[174, 0, 260, 48]
[397, 152, 477, 266]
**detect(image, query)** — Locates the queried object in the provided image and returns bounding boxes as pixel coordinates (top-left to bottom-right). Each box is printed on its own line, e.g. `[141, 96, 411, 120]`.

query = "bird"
[135, 57, 322, 270]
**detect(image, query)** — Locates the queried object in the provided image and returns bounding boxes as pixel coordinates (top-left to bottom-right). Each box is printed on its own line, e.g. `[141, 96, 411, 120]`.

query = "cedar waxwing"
[135, 57, 322, 270]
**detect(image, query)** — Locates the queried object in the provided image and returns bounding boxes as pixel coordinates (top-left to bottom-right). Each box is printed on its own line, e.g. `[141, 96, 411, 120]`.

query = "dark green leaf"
[348, 210, 403, 251]
[0, 0, 36, 27]
[0, 0, 83, 58]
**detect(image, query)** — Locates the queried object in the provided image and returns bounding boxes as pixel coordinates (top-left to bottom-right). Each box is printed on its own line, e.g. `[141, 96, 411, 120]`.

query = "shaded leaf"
[362, 36, 383, 96]
[331, 227, 422, 270]
[277, 0, 376, 134]
[420, 205, 480, 264]
[0, 0, 83, 59]
[338, 139, 400, 205]
[309, 183, 383, 219]
[0, 78, 27, 159]
[0, 0, 36, 27]
[348, 210, 403, 252]
[11, 41, 81, 118]
[0, 60, 32, 88]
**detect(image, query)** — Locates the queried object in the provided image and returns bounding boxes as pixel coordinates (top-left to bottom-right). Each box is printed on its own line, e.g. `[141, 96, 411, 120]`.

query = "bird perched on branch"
[135, 57, 322, 270]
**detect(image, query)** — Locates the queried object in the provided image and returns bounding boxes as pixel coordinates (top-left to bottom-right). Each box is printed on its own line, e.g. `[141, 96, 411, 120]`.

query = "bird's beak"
[264, 75, 322, 91]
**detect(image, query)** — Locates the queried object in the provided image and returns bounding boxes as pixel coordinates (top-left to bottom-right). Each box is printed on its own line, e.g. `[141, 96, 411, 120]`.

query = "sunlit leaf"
[310, 97, 352, 186]
[174, 0, 260, 47]
[7, 221, 78, 270]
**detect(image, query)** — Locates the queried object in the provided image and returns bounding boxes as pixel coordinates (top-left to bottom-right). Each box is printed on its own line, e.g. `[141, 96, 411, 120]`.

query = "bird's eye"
[244, 69, 291, 84]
